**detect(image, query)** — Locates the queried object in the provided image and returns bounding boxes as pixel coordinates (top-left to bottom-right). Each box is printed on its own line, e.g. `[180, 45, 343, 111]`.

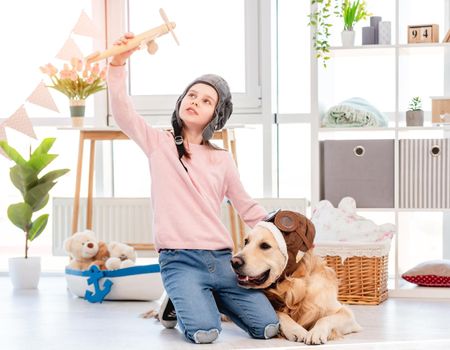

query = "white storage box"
[65, 264, 164, 303]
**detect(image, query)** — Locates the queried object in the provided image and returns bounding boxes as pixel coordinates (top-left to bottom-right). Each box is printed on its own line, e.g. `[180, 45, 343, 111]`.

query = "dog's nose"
[231, 256, 245, 270]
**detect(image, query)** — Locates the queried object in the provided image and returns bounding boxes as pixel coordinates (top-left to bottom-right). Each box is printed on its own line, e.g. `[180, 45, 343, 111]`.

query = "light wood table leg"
[219, 129, 241, 252]
[87, 139, 96, 230]
[72, 132, 85, 233]
[228, 130, 246, 248]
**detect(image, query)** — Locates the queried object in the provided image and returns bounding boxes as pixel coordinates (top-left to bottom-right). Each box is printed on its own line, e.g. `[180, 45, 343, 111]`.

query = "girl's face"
[179, 83, 218, 130]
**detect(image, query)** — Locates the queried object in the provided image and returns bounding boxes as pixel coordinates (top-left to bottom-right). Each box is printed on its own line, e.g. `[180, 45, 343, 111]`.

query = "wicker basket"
[315, 241, 390, 305]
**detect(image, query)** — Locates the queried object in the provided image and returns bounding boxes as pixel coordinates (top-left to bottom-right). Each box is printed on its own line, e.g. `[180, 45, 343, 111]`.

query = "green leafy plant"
[408, 97, 422, 111]
[341, 0, 371, 31]
[0, 138, 69, 258]
[308, 0, 340, 68]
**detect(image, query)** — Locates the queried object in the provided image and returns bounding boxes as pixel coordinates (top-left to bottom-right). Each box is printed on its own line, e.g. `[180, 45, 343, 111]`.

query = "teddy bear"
[105, 241, 137, 270]
[89, 241, 110, 271]
[64, 230, 100, 270]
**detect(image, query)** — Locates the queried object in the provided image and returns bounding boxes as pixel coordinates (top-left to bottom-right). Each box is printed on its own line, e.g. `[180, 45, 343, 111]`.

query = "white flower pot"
[69, 99, 85, 128]
[341, 30, 355, 47]
[8, 257, 41, 289]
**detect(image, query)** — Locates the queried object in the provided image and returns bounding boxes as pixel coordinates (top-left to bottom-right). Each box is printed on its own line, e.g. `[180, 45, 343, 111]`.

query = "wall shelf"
[311, 0, 450, 300]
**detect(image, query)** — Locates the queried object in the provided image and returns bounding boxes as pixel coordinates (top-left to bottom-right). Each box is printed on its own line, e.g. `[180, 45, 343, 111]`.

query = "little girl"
[108, 33, 279, 344]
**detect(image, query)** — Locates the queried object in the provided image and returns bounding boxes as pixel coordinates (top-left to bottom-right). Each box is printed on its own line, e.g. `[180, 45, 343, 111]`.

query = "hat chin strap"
[171, 107, 190, 172]
[255, 221, 289, 281]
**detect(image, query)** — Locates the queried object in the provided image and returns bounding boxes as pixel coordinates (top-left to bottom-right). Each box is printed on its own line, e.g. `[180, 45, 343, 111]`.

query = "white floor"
[1, 276, 450, 350]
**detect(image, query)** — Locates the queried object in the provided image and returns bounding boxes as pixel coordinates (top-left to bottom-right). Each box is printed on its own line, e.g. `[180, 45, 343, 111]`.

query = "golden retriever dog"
[231, 210, 361, 344]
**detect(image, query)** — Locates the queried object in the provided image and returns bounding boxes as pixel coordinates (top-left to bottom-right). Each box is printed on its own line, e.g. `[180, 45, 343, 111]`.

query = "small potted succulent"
[406, 97, 424, 127]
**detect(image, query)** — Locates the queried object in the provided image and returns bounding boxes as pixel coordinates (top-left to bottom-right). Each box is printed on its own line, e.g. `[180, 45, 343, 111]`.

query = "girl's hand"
[110, 32, 139, 66]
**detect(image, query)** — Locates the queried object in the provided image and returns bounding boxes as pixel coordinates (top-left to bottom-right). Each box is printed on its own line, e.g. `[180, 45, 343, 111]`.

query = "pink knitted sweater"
[107, 66, 267, 251]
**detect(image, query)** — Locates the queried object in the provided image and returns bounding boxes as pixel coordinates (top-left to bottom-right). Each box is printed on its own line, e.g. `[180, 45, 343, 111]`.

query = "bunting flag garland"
[72, 10, 99, 38]
[56, 37, 84, 61]
[5, 105, 37, 139]
[1, 8, 97, 159]
[27, 81, 59, 113]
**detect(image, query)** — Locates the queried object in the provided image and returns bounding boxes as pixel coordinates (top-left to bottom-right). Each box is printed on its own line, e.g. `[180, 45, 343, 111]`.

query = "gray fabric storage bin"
[321, 139, 394, 208]
[399, 139, 450, 208]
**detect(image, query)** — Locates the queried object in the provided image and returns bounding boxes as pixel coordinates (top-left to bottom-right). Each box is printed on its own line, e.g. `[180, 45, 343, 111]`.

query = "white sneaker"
[159, 293, 177, 329]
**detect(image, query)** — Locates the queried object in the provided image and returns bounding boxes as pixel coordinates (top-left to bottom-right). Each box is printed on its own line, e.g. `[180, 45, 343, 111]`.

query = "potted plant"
[341, 0, 371, 47]
[40, 58, 107, 127]
[406, 97, 424, 126]
[0, 138, 69, 289]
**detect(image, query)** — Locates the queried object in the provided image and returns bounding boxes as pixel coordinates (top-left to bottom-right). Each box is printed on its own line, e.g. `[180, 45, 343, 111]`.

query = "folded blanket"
[322, 97, 388, 127]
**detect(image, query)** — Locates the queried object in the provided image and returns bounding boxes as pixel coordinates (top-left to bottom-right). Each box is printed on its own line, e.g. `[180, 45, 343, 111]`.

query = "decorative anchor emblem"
[85, 265, 113, 303]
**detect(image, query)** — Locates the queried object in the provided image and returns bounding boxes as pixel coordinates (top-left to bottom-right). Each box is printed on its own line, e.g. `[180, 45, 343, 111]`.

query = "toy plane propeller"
[85, 8, 179, 64]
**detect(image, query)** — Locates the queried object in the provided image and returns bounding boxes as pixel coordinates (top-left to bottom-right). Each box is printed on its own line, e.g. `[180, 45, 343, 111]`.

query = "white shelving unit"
[310, 0, 450, 299]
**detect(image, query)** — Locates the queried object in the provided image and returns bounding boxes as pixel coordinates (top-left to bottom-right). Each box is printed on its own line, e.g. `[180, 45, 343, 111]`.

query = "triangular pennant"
[72, 10, 99, 38]
[5, 105, 37, 139]
[0, 124, 7, 158]
[27, 81, 59, 113]
[56, 37, 84, 61]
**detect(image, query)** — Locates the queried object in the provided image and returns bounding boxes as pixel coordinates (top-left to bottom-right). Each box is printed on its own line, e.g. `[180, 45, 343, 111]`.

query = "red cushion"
[402, 274, 450, 287]
[402, 260, 450, 287]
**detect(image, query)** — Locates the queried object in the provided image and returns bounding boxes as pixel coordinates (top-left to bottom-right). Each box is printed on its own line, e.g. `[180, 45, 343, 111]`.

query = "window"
[277, 0, 311, 114]
[108, 0, 268, 198]
[107, 0, 261, 119]
[276, 0, 313, 200]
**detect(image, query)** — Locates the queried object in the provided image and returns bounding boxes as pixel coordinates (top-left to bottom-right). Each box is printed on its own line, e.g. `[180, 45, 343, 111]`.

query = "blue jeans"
[159, 249, 279, 343]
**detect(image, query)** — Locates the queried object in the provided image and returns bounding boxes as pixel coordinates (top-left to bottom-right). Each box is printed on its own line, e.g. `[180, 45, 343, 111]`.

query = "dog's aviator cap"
[268, 210, 315, 253]
[265, 210, 316, 278]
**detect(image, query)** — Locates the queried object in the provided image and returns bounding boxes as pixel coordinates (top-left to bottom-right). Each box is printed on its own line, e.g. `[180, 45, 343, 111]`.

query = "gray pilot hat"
[171, 74, 233, 142]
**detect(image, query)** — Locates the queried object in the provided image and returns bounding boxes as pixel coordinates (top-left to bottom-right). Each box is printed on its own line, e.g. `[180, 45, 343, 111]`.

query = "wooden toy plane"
[85, 8, 179, 64]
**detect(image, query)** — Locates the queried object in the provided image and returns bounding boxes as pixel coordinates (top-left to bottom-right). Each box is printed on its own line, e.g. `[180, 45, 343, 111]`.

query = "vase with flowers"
[40, 58, 107, 127]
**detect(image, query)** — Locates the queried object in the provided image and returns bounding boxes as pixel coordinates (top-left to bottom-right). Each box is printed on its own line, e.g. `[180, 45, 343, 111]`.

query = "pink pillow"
[402, 260, 450, 287]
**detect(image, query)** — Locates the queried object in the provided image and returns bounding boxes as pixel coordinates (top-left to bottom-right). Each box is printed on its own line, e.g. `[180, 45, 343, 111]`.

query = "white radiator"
[53, 197, 309, 256]
[52, 197, 153, 256]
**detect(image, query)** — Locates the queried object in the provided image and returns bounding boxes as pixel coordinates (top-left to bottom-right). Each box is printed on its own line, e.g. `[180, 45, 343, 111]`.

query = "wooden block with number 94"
[408, 24, 439, 43]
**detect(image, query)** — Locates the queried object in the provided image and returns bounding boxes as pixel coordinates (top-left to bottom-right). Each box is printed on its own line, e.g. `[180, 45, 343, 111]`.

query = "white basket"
[314, 240, 391, 263]
[65, 264, 164, 302]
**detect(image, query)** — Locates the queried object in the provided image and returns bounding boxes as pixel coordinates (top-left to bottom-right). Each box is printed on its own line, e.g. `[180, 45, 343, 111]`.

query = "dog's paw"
[305, 325, 330, 345]
[281, 324, 308, 342]
[220, 314, 231, 322]
[140, 309, 158, 319]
